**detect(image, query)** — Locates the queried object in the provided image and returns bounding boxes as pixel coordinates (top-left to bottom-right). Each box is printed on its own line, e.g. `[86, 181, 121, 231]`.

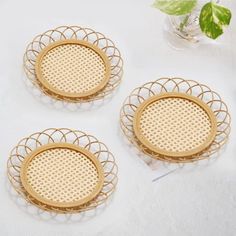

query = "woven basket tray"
[120, 78, 231, 163]
[8, 129, 118, 213]
[24, 26, 123, 103]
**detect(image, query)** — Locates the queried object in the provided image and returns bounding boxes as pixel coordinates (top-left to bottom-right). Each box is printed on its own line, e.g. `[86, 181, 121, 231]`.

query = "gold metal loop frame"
[24, 26, 123, 103]
[120, 78, 231, 163]
[8, 128, 118, 213]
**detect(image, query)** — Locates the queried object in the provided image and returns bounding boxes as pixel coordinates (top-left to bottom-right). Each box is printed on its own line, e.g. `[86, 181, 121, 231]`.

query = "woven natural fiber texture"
[23, 148, 100, 205]
[138, 97, 212, 153]
[24, 26, 123, 103]
[8, 128, 118, 213]
[120, 78, 231, 163]
[40, 43, 106, 94]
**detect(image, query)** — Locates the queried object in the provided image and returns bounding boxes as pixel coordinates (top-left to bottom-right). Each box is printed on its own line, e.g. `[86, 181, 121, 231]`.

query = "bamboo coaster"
[120, 78, 231, 163]
[24, 26, 123, 102]
[20, 143, 104, 209]
[8, 129, 118, 213]
[133, 92, 217, 158]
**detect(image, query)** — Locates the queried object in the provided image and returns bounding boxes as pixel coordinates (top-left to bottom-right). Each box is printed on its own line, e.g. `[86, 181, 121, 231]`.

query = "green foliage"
[199, 2, 231, 39]
[153, 0, 232, 39]
[153, 0, 197, 15]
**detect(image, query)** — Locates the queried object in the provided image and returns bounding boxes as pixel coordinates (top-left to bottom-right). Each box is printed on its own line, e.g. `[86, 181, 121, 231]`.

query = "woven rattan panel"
[23, 147, 100, 206]
[40, 43, 106, 95]
[135, 95, 215, 156]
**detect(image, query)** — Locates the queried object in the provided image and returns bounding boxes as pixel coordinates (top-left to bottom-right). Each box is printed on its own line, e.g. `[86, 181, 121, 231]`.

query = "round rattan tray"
[24, 26, 123, 103]
[8, 129, 118, 213]
[120, 78, 231, 163]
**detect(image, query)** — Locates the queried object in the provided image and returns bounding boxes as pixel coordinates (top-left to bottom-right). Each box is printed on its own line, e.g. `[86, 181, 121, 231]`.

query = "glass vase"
[163, 3, 206, 49]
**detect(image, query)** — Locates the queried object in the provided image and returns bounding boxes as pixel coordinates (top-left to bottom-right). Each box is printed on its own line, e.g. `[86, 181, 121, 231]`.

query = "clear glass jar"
[168, 5, 202, 44]
[163, 2, 208, 49]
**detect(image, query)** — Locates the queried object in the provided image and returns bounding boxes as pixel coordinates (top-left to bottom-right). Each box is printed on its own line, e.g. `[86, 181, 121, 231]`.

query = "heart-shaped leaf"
[199, 2, 232, 39]
[153, 0, 197, 16]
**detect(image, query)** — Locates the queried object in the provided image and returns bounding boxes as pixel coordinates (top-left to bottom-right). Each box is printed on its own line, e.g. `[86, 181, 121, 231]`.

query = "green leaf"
[199, 2, 232, 39]
[153, 0, 197, 16]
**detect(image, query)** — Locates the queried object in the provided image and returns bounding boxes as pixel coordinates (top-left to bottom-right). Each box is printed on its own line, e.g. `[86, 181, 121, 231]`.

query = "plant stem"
[179, 14, 190, 31]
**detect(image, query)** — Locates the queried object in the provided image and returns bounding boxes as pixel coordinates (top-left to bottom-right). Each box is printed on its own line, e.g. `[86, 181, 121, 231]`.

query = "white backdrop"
[0, 0, 235, 235]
